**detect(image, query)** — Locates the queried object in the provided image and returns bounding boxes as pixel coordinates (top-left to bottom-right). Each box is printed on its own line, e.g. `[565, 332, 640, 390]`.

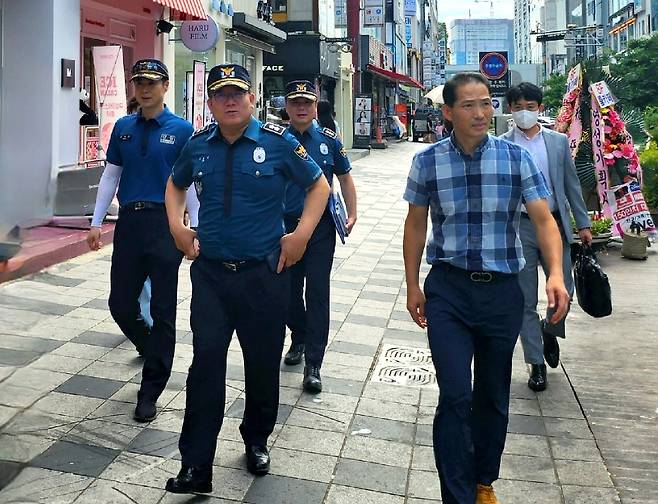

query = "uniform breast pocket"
[239, 163, 279, 198]
[192, 164, 215, 198]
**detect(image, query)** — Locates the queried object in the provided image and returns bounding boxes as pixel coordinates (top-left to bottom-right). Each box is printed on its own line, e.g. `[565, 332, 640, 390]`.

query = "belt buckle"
[222, 261, 238, 272]
[470, 271, 493, 283]
[134, 201, 145, 211]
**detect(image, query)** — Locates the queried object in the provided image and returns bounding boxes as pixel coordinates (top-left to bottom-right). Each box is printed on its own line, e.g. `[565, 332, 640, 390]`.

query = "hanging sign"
[180, 17, 219, 53]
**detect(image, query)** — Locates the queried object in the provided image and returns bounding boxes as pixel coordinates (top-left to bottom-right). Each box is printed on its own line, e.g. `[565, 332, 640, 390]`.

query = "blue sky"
[436, 0, 515, 22]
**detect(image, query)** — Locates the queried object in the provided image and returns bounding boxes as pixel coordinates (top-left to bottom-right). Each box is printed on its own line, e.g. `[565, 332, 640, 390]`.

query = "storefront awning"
[366, 64, 424, 90]
[232, 12, 287, 45]
[152, 0, 207, 20]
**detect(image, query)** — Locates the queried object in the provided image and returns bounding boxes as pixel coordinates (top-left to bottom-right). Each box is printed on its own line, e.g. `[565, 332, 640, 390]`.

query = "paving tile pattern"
[1, 142, 647, 502]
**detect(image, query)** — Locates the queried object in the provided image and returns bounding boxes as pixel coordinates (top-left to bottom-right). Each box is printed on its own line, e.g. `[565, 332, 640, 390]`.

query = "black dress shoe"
[527, 364, 547, 392]
[245, 445, 270, 475]
[303, 365, 322, 393]
[542, 329, 560, 369]
[134, 399, 157, 423]
[165, 466, 212, 494]
[284, 344, 305, 365]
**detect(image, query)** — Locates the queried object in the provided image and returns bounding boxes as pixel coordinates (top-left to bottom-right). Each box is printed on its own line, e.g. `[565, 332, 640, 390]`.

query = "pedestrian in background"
[281, 81, 357, 392]
[502, 82, 592, 391]
[86, 59, 194, 423]
[164, 65, 330, 494]
[403, 72, 570, 504]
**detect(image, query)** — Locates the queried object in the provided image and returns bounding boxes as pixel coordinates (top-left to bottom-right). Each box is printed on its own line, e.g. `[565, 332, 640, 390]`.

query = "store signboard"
[353, 94, 372, 148]
[180, 17, 219, 53]
[335, 0, 347, 27]
[405, 17, 412, 48]
[479, 51, 509, 96]
[404, 0, 416, 16]
[92, 45, 127, 158]
[364, 0, 384, 25]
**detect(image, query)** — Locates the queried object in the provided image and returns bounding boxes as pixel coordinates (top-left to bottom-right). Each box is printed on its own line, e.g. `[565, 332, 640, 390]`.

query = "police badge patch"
[294, 144, 309, 160]
[253, 147, 266, 163]
[319, 143, 329, 155]
[339, 147, 348, 158]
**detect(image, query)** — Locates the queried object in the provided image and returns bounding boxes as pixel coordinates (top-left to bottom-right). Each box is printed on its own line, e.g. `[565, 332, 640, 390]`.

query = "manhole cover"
[371, 344, 436, 388]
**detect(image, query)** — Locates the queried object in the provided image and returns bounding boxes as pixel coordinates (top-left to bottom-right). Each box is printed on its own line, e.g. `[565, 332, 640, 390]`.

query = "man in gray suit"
[503, 83, 592, 391]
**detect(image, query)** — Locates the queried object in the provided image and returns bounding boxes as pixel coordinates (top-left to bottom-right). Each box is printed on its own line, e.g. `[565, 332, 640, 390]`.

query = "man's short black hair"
[443, 73, 491, 107]
[506, 82, 543, 106]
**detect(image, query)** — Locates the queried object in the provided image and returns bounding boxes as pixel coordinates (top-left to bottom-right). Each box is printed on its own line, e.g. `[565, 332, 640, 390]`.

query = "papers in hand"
[329, 190, 349, 244]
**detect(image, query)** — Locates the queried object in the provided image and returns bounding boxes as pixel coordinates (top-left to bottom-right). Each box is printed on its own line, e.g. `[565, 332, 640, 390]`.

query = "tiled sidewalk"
[0, 142, 626, 503]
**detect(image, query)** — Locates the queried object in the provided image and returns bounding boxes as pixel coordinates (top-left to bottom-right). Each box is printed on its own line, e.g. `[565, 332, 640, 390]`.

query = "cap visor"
[130, 72, 167, 81]
[208, 79, 250, 92]
[285, 92, 318, 101]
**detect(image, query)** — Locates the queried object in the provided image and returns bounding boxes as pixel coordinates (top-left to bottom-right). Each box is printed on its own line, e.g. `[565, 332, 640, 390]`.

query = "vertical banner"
[590, 96, 611, 218]
[608, 180, 657, 237]
[192, 60, 207, 131]
[92, 46, 127, 158]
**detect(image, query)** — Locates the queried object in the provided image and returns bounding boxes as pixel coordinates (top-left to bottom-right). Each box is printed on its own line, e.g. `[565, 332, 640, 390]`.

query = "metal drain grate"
[371, 344, 436, 388]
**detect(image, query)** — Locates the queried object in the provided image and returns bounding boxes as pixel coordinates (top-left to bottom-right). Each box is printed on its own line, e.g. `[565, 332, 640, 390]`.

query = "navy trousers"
[179, 255, 290, 469]
[424, 263, 524, 504]
[109, 207, 182, 402]
[285, 212, 336, 366]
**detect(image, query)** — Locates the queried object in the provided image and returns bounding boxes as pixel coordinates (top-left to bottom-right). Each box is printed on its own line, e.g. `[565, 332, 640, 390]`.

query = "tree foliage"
[541, 73, 567, 113]
[610, 33, 658, 110]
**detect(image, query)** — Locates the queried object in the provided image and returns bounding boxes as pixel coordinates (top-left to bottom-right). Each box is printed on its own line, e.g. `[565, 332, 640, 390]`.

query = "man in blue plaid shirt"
[403, 73, 570, 504]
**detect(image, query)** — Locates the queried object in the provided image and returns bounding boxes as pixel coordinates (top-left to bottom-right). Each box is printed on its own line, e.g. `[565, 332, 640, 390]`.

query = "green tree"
[541, 72, 567, 113]
[610, 33, 658, 110]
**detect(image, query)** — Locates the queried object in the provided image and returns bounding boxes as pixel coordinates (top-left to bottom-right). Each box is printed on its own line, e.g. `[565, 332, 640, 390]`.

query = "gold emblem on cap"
[221, 66, 235, 78]
[296, 83, 307, 91]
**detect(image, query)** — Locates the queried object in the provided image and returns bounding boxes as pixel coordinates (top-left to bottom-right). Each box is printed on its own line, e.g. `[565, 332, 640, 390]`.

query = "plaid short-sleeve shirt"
[403, 133, 551, 273]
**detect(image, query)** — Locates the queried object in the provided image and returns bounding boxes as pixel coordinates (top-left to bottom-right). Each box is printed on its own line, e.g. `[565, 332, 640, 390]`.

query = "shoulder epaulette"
[261, 122, 286, 136]
[319, 127, 337, 139]
[191, 123, 214, 139]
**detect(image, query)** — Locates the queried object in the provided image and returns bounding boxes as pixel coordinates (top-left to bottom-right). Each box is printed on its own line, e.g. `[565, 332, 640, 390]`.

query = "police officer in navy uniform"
[163, 65, 330, 494]
[86, 59, 193, 423]
[282, 80, 357, 393]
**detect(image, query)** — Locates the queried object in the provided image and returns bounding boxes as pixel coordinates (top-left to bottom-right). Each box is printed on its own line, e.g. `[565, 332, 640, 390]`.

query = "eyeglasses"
[210, 89, 248, 102]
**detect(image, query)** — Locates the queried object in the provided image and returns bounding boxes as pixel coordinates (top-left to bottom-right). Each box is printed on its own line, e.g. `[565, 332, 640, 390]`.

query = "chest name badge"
[119, 134, 132, 141]
[253, 147, 266, 164]
[160, 134, 176, 145]
[320, 142, 329, 155]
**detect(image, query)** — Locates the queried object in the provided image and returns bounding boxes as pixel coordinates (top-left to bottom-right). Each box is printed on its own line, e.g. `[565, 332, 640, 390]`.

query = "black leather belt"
[219, 259, 263, 272]
[119, 201, 165, 213]
[436, 262, 515, 283]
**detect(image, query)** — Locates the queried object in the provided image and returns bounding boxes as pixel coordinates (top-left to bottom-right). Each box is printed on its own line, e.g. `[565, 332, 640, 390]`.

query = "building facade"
[0, 0, 286, 236]
[448, 18, 515, 65]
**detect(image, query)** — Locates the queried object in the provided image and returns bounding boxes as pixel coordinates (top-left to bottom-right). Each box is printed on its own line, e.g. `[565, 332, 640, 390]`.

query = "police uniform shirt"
[284, 122, 351, 217]
[171, 117, 323, 261]
[106, 107, 194, 205]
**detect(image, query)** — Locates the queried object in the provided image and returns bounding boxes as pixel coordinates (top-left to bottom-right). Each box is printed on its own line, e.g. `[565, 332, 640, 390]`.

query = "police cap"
[207, 64, 251, 93]
[285, 80, 317, 102]
[131, 59, 169, 81]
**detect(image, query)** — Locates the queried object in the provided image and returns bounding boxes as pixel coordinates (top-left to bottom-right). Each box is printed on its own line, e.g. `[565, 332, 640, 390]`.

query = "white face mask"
[512, 109, 539, 129]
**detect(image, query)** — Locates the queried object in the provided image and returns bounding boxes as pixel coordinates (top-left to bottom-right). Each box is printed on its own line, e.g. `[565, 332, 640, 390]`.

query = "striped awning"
[152, 0, 207, 20]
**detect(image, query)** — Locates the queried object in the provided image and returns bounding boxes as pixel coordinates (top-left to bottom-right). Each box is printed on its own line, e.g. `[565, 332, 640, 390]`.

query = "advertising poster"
[92, 45, 127, 157]
[354, 94, 372, 148]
